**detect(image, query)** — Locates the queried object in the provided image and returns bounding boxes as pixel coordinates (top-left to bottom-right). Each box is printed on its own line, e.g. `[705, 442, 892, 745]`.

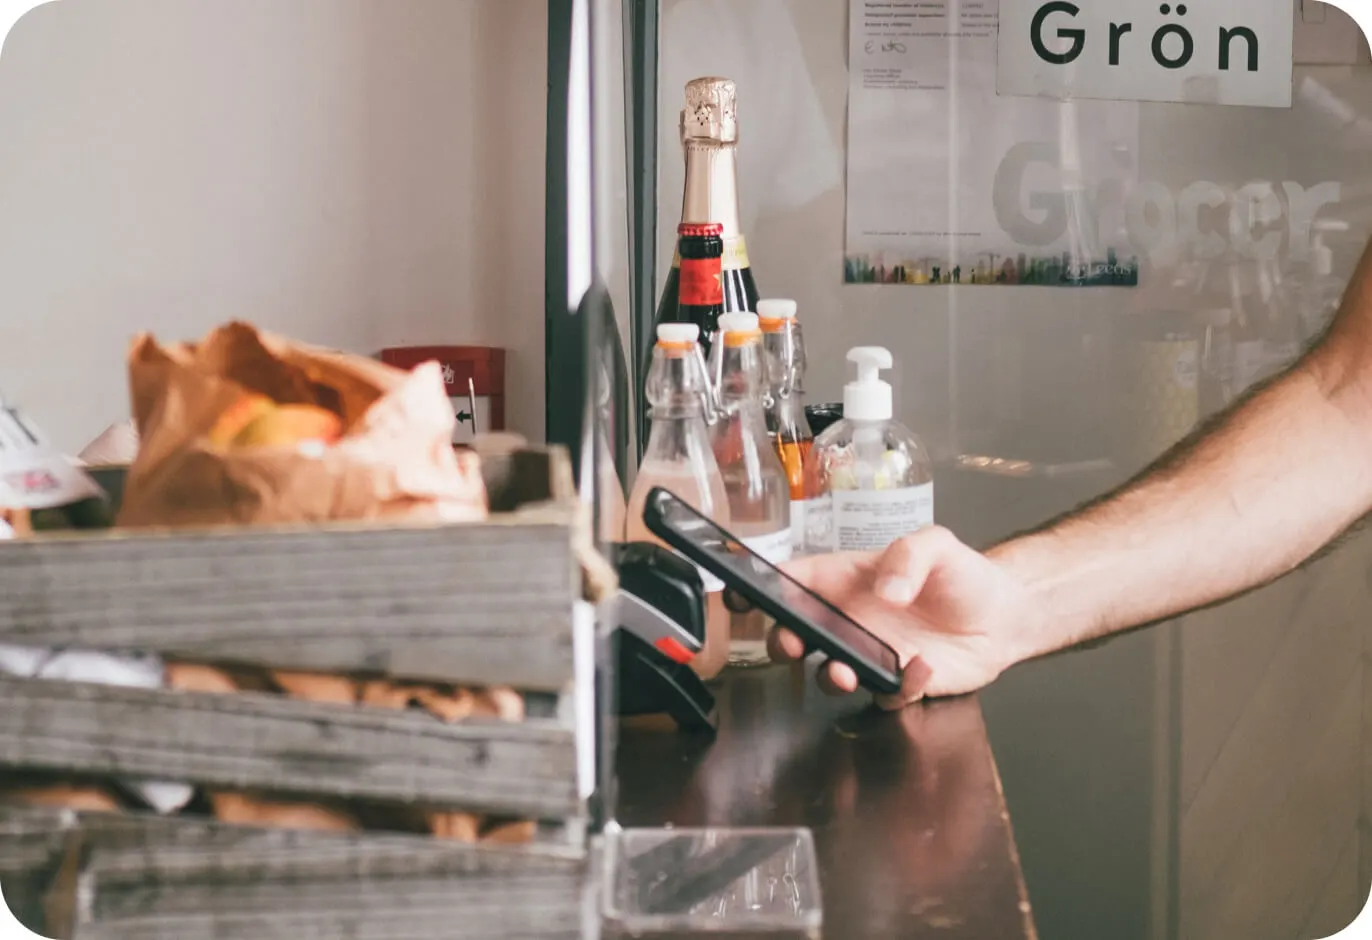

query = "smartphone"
[641, 487, 903, 696]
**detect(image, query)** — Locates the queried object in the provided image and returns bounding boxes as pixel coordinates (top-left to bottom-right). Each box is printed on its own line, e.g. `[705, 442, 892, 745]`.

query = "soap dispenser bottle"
[804, 347, 934, 554]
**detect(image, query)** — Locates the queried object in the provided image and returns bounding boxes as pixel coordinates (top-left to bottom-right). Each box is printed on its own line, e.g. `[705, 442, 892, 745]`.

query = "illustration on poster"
[1030, 0, 1262, 71]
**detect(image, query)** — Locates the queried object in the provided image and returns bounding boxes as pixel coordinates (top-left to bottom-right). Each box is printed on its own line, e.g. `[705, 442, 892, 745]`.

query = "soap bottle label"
[800, 496, 834, 555]
[831, 484, 935, 552]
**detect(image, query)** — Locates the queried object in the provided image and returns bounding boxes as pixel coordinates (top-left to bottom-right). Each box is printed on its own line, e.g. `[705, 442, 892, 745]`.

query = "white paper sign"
[846, 0, 1142, 287]
[997, 0, 1295, 108]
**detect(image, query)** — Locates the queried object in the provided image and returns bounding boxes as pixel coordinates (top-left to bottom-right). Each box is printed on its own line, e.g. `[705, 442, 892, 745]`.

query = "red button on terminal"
[654, 636, 695, 665]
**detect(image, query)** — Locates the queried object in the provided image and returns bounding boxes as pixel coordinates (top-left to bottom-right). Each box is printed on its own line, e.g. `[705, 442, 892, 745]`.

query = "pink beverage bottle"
[709, 312, 791, 668]
[626, 323, 733, 681]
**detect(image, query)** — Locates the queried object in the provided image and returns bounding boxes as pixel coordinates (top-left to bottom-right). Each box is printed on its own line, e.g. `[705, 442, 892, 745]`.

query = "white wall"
[0, 0, 547, 452]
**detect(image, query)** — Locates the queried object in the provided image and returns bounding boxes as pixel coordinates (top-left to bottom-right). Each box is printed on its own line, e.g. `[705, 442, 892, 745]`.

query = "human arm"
[1002, 240, 1372, 659]
[774, 237, 1372, 705]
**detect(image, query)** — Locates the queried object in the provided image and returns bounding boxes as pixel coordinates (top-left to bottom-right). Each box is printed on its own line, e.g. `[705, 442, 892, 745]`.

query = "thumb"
[871, 527, 953, 607]
[874, 654, 934, 711]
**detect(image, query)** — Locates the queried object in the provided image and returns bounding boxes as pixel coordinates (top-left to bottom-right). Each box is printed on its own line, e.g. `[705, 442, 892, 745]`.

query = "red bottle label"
[679, 258, 723, 306]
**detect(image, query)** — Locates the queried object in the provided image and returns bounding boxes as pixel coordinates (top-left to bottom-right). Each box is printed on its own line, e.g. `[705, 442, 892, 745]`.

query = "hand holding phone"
[641, 487, 904, 696]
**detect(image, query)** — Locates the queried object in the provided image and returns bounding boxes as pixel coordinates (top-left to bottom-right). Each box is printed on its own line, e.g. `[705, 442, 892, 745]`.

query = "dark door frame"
[544, 0, 581, 462]
[545, 0, 658, 462]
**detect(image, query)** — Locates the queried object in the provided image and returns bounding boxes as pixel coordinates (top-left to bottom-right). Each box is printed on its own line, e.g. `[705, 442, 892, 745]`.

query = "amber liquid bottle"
[643, 77, 759, 444]
[758, 299, 815, 555]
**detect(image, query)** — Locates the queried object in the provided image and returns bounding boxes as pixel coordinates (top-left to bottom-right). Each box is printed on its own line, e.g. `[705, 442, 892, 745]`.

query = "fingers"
[766, 626, 808, 663]
[818, 660, 859, 696]
[765, 630, 860, 696]
[816, 656, 931, 710]
[775, 643, 929, 710]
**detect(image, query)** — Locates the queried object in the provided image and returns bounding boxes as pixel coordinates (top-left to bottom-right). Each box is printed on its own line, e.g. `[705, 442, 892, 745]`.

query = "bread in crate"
[0, 324, 599, 937]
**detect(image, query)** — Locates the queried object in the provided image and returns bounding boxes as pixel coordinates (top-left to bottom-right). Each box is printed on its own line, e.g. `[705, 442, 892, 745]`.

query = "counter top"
[613, 664, 1037, 940]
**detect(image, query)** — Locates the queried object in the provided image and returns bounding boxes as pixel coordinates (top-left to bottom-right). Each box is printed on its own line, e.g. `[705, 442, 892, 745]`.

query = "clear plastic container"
[602, 826, 823, 937]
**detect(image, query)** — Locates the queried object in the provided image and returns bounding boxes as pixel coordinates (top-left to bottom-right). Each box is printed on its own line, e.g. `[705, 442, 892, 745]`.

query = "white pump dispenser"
[843, 347, 894, 421]
[803, 346, 934, 554]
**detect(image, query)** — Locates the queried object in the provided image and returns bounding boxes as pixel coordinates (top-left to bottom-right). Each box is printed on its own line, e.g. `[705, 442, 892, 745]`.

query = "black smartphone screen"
[643, 487, 903, 694]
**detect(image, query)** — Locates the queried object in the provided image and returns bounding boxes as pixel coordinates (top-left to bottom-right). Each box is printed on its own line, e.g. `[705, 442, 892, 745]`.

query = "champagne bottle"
[650, 77, 759, 369]
[667, 221, 726, 351]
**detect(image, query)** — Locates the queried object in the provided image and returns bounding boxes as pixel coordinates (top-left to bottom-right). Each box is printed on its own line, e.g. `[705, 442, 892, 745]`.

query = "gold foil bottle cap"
[681, 76, 738, 143]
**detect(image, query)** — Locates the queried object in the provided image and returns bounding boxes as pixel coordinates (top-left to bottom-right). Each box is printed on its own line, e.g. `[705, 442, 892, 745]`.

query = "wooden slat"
[0, 805, 75, 877]
[0, 519, 576, 690]
[72, 812, 586, 878]
[76, 873, 587, 940]
[0, 806, 81, 937]
[0, 807, 585, 879]
[0, 677, 580, 818]
[0, 807, 590, 940]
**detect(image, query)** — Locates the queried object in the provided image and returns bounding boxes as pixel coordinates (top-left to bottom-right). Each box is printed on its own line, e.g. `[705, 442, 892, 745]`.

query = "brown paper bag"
[118, 322, 487, 528]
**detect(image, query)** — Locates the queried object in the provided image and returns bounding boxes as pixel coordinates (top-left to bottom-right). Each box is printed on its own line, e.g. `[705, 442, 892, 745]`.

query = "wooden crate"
[0, 445, 596, 939]
[2, 806, 594, 940]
